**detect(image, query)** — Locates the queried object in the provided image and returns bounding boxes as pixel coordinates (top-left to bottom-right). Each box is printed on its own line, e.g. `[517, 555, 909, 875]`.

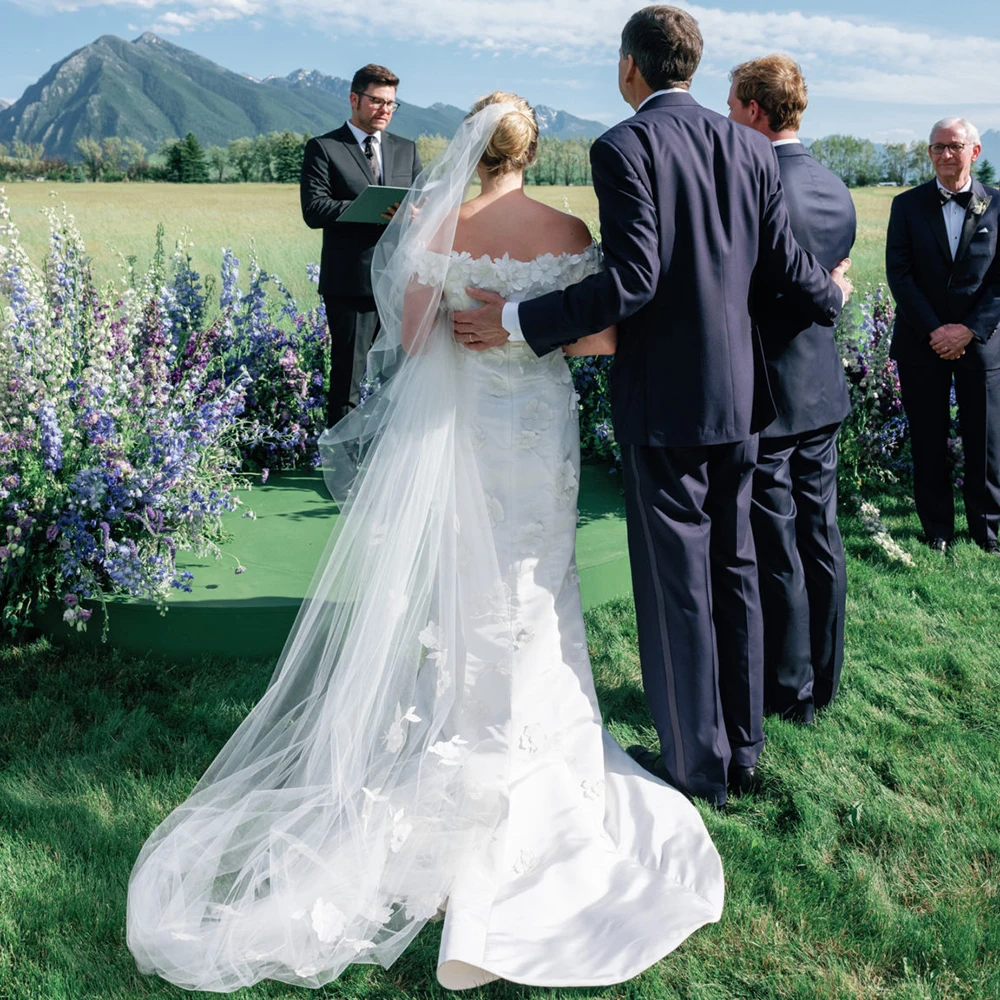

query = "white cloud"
[10, 0, 1000, 108]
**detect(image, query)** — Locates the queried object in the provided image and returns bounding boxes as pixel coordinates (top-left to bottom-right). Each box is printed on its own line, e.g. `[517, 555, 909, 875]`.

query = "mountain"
[0, 34, 608, 160]
[0, 98, 10, 111]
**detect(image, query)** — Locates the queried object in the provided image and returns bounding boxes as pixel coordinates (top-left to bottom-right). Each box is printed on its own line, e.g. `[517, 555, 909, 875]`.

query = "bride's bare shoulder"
[527, 200, 594, 254]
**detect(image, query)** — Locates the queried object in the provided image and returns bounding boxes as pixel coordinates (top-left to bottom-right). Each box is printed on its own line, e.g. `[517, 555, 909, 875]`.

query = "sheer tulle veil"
[127, 103, 519, 992]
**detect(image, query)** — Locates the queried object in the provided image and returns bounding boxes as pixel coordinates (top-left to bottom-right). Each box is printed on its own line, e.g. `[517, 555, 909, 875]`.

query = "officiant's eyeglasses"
[355, 92, 400, 113]
[929, 143, 968, 155]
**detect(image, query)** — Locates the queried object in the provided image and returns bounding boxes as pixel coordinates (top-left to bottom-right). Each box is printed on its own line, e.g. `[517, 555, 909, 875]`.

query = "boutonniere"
[972, 196, 990, 217]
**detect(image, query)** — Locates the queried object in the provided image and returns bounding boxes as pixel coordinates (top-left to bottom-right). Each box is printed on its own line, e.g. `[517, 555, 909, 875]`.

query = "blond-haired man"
[729, 54, 857, 723]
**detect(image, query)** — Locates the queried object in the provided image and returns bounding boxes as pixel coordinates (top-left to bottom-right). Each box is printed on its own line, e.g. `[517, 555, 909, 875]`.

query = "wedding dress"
[126, 104, 723, 993]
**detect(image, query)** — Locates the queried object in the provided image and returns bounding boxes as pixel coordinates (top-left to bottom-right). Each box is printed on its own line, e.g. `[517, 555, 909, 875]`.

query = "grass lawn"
[1, 182, 898, 311]
[1, 494, 999, 1000]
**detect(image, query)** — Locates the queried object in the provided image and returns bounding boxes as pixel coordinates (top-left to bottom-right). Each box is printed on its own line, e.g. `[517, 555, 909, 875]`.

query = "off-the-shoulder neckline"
[438, 242, 598, 266]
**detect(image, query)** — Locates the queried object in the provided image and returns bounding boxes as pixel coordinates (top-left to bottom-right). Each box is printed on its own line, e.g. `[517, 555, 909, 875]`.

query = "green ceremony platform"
[37, 465, 632, 661]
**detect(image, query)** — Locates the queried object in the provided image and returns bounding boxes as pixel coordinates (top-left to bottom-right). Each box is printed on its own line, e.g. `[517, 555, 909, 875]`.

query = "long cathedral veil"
[127, 103, 517, 992]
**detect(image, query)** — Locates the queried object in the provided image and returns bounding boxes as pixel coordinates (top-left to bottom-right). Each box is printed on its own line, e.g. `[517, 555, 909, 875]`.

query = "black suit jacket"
[886, 177, 1000, 369]
[755, 144, 855, 438]
[300, 125, 422, 298]
[518, 92, 842, 449]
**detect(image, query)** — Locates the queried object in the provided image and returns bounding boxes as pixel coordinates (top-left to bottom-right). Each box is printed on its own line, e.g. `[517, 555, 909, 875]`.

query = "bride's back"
[450, 92, 593, 264]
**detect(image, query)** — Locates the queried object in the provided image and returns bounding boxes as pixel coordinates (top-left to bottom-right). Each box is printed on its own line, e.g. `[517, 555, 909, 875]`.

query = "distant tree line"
[808, 135, 996, 188]
[1, 131, 995, 188]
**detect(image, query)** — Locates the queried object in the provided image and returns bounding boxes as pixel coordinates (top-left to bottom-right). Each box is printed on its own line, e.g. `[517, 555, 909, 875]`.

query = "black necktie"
[363, 135, 380, 184]
[939, 188, 972, 208]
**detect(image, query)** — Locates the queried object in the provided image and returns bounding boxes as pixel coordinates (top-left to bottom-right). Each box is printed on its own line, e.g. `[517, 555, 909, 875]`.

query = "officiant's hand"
[831, 258, 853, 304]
[453, 288, 510, 351]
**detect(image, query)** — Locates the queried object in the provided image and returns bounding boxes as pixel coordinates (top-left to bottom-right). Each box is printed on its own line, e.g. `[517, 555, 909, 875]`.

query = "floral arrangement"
[568, 354, 619, 469]
[0, 193, 327, 635]
[836, 286, 911, 494]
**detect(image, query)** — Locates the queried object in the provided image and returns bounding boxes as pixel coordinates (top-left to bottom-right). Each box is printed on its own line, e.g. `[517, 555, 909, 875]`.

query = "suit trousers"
[323, 294, 380, 426]
[621, 439, 765, 807]
[897, 363, 1000, 547]
[751, 423, 846, 721]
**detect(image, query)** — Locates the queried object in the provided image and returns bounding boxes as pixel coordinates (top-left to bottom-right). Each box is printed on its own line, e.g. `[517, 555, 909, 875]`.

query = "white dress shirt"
[500, 89, 693, 341]
[346, 120, 383, 183]
[938, 177, 973, 260]
[771, 138, 802, 147]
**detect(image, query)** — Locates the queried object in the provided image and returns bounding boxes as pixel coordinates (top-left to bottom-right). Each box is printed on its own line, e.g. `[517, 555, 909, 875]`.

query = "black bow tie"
[939, 188, 973, 208]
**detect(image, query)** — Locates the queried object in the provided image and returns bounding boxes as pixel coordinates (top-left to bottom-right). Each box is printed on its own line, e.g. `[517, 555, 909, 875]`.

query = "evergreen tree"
[179, 132, 209, 183]
[976, 158, 997, 186]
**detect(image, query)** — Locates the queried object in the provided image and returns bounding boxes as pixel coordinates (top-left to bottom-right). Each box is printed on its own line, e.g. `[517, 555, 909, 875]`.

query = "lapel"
[922, 180, 952, 263]
[333, 123, 376, 186]
[955, 178, 990, 265]
[380, 133, 394, 184]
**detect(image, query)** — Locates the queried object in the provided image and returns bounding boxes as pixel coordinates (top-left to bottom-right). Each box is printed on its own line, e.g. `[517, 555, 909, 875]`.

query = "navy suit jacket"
[300, 125, 422, 298]
[519, 92, 842, 448]
[886, 178, 1000, 370]
[755, 143, 855, 438]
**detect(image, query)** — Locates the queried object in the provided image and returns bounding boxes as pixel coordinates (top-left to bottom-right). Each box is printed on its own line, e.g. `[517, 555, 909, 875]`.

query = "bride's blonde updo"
[467, 91, 538, 176]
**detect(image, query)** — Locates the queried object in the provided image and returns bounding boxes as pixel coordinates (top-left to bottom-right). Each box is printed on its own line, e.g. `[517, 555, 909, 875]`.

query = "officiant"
[300, 63, 423, 424]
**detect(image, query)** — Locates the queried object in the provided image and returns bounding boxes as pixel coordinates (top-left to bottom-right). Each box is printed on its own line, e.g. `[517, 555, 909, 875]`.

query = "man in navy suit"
[453, 6, 850, 807]
[886, 118, 1000, 554]
[728, 55, 856, 724]
[300, 64, 422, 425]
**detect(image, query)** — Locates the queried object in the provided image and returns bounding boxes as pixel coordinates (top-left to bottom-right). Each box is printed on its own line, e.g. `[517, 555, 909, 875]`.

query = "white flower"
[310, 898, 346, 943]
[486, 494, 505, 527]
[486, 371, 508, 397]
[511, 849, 539, 876]
[419, 622, 443, 650]
[520, 399, 552, 430]
[294, 965, 320, 978]
[514, 625, 535, 647]
[390, 808, 413, 853]
[470, 425, 487, 451]
[517, 521, 545, 552]
[518, 723, 545, 754]
[345, 938, 376, 955]
[365, 902, 393, 924]
[383, 705, 421, 754]
[515, 429, 541, 450]
[580, 779, 604, 801]
[554, 459, 578, 504]
[427, 735, 468, 766]
[404, 893, 443, 921]
[436, 662, 453, 697]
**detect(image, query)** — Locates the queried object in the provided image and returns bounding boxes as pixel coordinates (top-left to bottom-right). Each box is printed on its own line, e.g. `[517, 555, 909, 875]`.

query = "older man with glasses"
[886, 118, 1000, 554]
[301, 64, 422, 425]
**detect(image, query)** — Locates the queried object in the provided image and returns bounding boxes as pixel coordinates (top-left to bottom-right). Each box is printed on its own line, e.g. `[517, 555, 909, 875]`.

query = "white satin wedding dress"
[431, 246, 724, 988]
[127, 103, 723, 994]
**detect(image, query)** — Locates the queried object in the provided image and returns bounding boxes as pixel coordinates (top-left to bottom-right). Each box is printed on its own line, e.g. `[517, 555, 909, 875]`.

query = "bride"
[127, 93, 724, 992]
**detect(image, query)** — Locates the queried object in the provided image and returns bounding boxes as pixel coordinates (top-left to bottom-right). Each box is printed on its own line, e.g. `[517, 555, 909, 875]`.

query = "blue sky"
[3, 0, 999, 141]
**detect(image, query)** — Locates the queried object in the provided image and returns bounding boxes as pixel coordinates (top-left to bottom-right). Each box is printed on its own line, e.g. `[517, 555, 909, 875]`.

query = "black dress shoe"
[727, 764, 760, 797]
[626, 744, 675, 785]
[926, 537, 948, 553]
[980, 539, 1000, 555]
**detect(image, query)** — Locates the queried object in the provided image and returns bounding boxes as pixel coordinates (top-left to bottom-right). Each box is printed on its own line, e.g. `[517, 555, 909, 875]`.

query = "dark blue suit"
[887, 178, 1000, 547]
[519, 93, 842, 806]
[750, 143, 856, 722]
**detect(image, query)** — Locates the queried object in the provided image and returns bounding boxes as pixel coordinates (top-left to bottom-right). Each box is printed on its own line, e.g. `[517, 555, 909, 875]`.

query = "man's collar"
[636, 87, 689, 112]
[936, 176, 972, 196]
[771, 138, 802, 147]
[346, 120, 380, 145]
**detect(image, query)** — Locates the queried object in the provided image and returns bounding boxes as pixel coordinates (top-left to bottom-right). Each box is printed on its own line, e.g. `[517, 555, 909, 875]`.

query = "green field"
[1, 181, 897, 309]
